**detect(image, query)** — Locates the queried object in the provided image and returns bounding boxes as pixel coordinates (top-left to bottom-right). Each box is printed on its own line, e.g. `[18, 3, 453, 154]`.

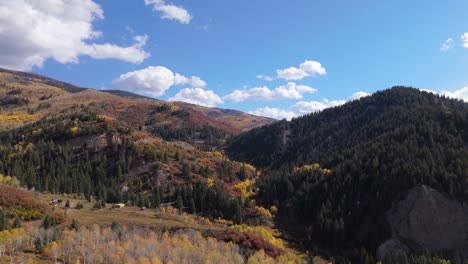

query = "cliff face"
[378, 185, 468, 258]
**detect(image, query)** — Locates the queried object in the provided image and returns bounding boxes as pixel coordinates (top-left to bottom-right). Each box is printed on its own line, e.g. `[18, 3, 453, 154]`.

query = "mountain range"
[1, 68, 467, 263]
[0, 67, 273, 138]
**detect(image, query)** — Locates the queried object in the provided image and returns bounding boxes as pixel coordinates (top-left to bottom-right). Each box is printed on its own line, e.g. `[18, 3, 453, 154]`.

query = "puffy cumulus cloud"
[349, 91, 369, 100]
[276, 60, 327, 81]
[461, 33, 468, 48]
[81, 35, 149, 62]
[223, 86, 271, 102]
[290, 99, 347, 116]
[223, 82, 317, 102]
[440, 38, 453, 51]
[112, 66, 206, 97]
[417, 87, 468, 102]
[275, 83, 317, 99]
[0, 0, 150, 70]
[442, 86, 468, 102]
[249, 91, 372, 120]
[249, 99, 346, 121]
[173, 74, 207, 88]
[169, 88, 223, 107]
[144, 0, 192, 24]
[248, 107, 296, 120]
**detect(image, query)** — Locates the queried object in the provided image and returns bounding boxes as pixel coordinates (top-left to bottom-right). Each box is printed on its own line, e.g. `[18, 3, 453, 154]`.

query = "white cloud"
[276, 60, 327, 80]
[81, 35, 149, 63]
[256, 75, 274, 81]
[173, 73, 207, 88]
[169, 88, 223, 107]
[223, 82, 317, 102]
[249, 91, 369, 120]
[0, 0, 150, 70]
[461, 33, 468, 48]
[249, 99, 347, 121]
[277, 67, 310, 81]
[349, 91, 369, 100]
[442, 86, 468, 102]
[290, 99, 347, 116]
[440, 38, 453, 51]
[144, 0, 192, 24]
[190, 77, 207, 87]
[248, 107, 296, 120]
[418, 87, 468, 102]
[224, 86, 272, 102]
[112, 66, 206, 97]
[249, 86, 468, 121]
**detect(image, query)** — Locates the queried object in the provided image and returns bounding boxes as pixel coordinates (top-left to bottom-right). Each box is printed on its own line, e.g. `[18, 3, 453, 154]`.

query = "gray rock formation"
[377, 185, 468, 258]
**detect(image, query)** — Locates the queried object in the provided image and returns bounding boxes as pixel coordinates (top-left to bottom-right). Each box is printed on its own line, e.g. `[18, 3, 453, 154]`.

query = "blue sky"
[1, 0, 468, 119]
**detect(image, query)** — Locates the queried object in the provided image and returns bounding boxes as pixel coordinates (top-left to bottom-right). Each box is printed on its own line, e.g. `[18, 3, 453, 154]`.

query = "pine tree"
[234, 198, 243, 224]
[42, 215, 56, 229]
[190, 198, 196, 213]
[182, 163, 192, 183]
[0, 209, 9, 231]
[176, 194, 183, 215]
[13, 217, 21, 228]
[70, 219, 79, 230]
[237, 163, 247, 181]
[153, 188, 161, 209]
[137, 193, 145, 208]
[117, 164, 123, 181]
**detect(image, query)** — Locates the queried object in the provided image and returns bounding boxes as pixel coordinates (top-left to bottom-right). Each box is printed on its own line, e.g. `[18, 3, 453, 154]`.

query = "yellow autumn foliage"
[269, 205, 278, 215]
[231, 225, 284, 249]
[211, 150, 226, 159]
[207, 178, 215, 188]
[214, 217, 234, 226]
[0, 174, 20, 187]
[256, 206, 273, 219]
[44, 226, 246, 264]
[0, 228, 27, 257]
[96, 114, 114, 121]
[293, 163, 332, 175]
[234, 179, 256, 200]
[243, 163, 257, 175]
[0, 112, 34, 124]
[70, 126, 79, 134]
[32, 128, 43, 135]
[247, 250, 275, 264]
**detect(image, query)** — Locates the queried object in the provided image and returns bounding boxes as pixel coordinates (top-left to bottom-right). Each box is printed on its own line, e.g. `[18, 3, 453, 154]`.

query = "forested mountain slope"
[0, 67, 272, 144]
[0, 68, 305, 263]
[179, 102, 275, 132]
[0, 68, 273, 225]
[227, 87, 468, 261]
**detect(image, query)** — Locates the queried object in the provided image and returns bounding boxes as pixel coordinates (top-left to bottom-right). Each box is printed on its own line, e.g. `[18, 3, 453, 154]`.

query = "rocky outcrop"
[378, 185, 468, 258]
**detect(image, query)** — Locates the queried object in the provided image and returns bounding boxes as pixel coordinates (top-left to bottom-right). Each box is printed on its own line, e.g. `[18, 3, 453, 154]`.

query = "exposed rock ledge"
[377, 185, 468, 258]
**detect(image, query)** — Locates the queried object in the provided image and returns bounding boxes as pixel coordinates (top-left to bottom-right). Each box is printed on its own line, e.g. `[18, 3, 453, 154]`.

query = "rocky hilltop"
[378, 185, 468, 258]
